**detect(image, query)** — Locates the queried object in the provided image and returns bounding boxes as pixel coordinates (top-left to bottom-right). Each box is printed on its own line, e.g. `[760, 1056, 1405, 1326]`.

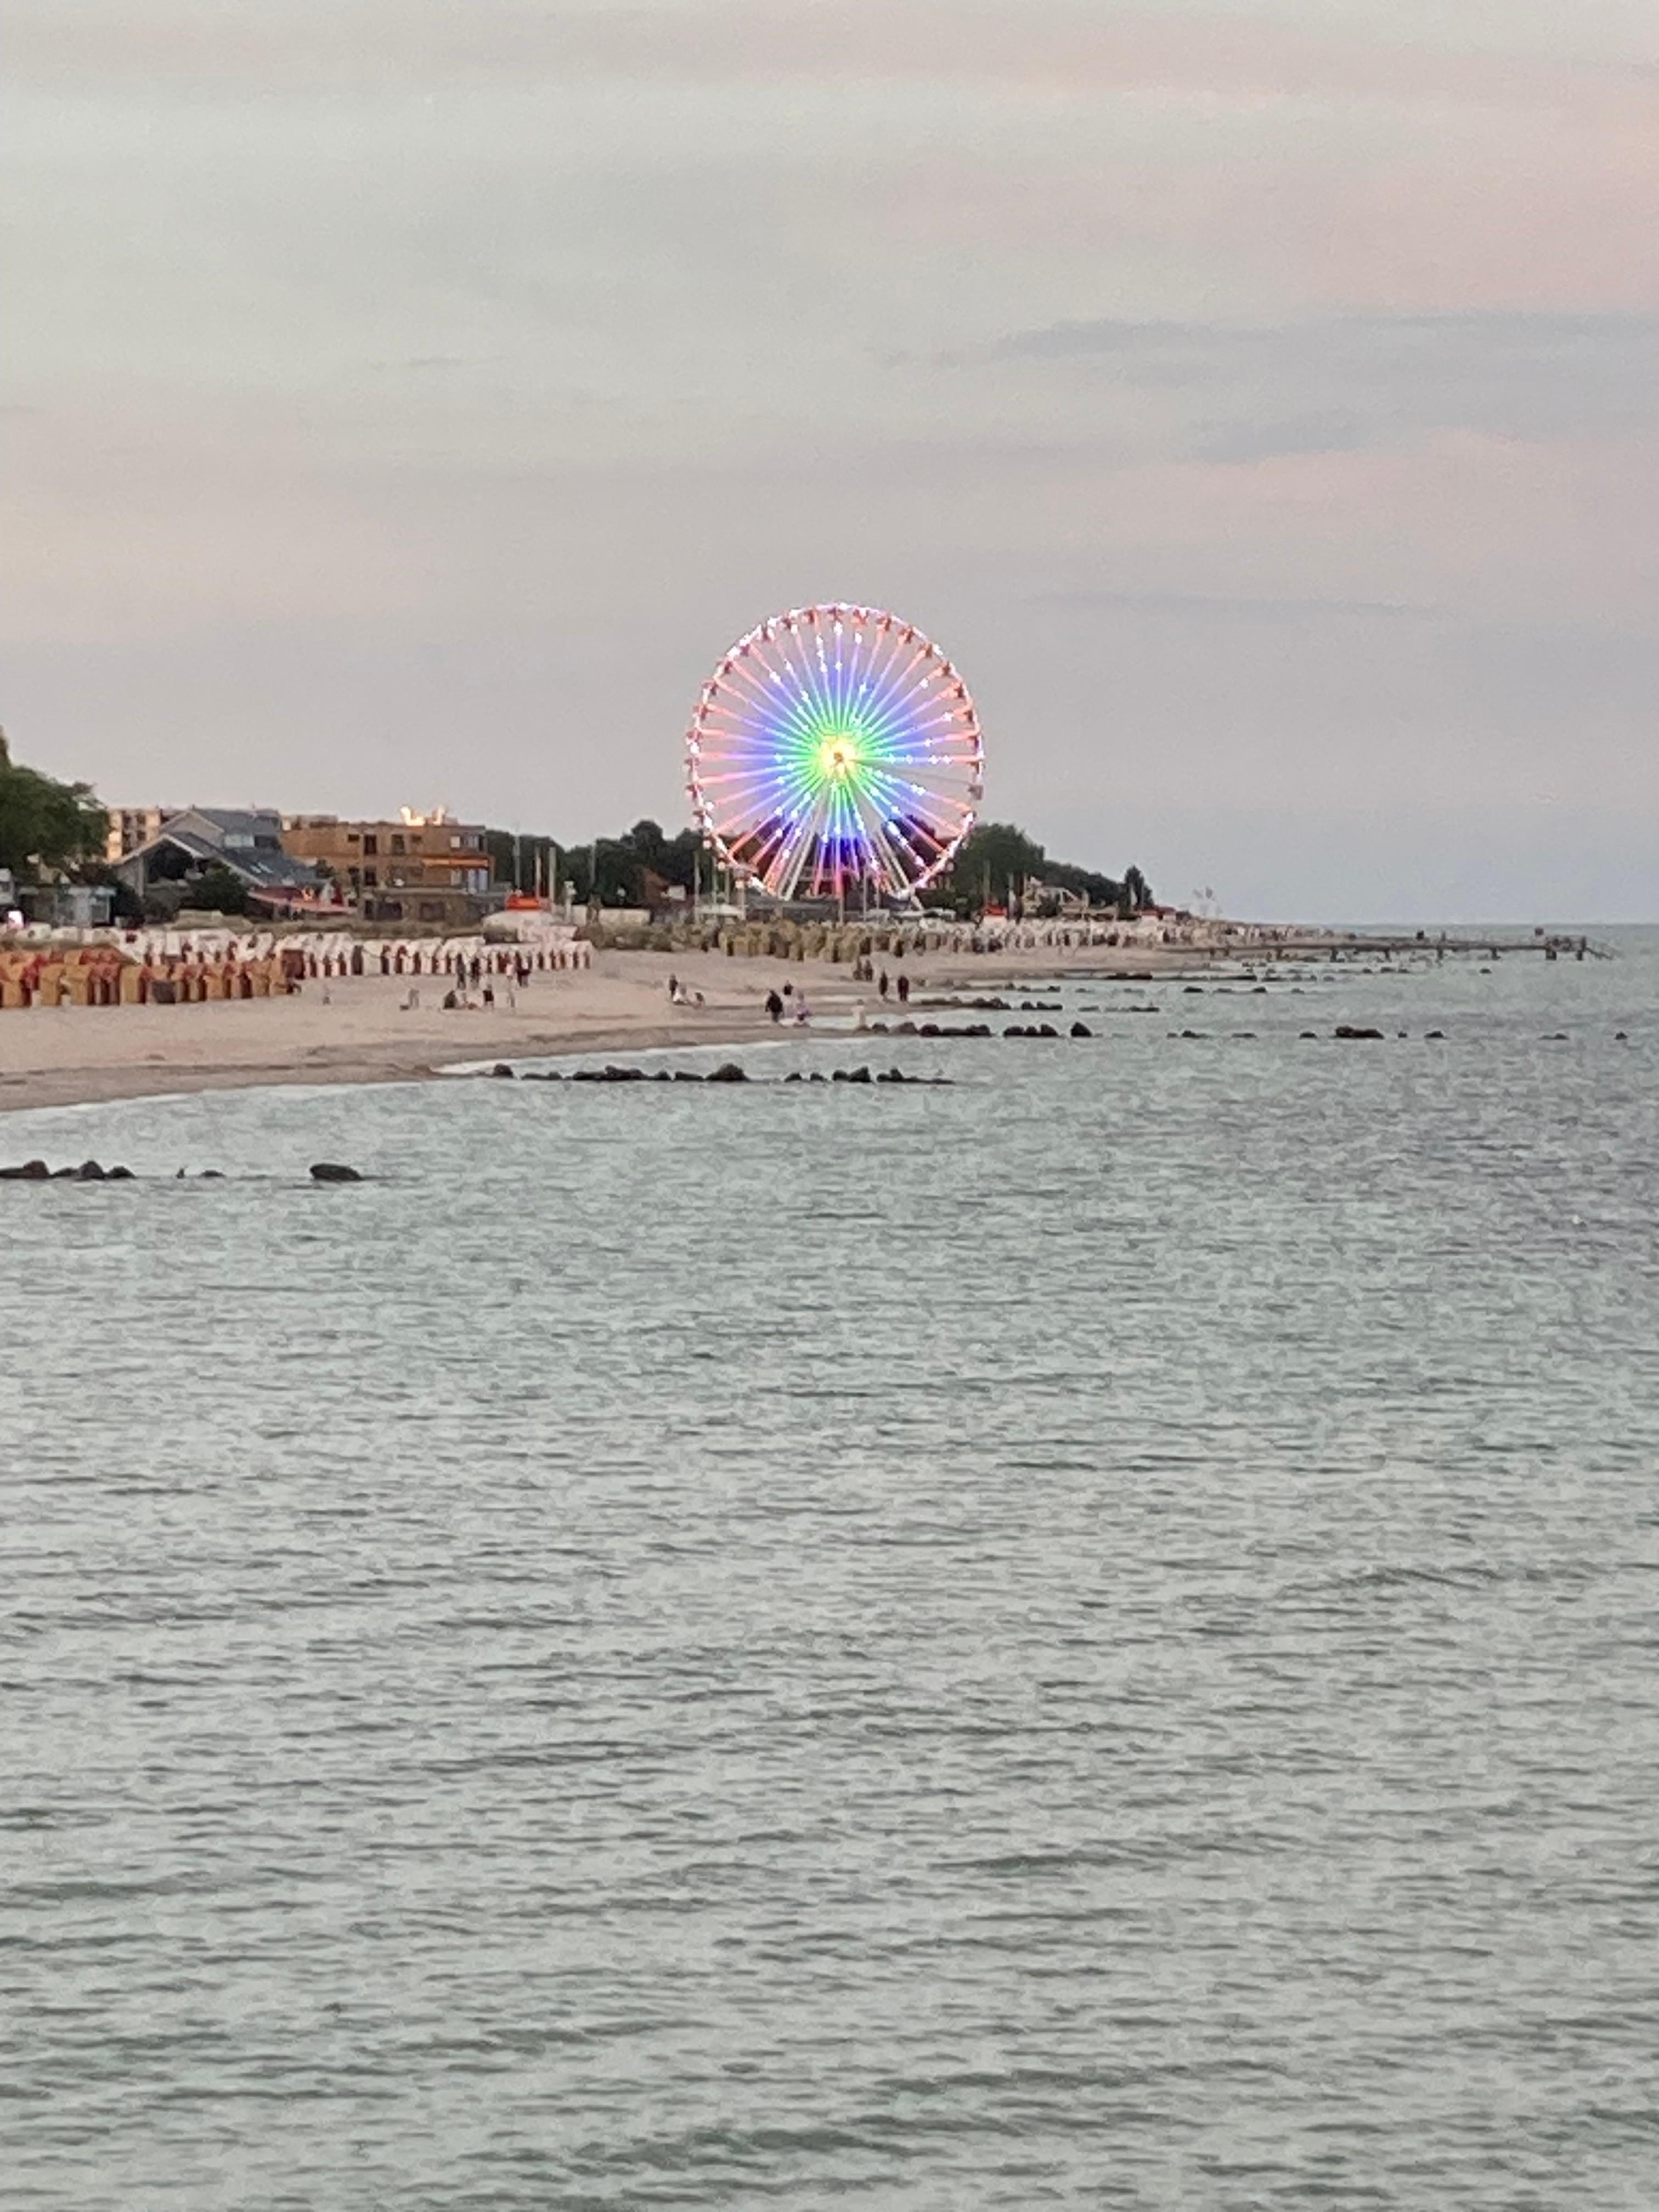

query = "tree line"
[1, 734, 1154, 923]
[490, 817, 1154, 917]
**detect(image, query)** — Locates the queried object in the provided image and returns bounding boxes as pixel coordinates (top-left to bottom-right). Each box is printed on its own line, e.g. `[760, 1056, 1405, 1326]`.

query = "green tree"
[1121, 865, 1153, 912]
[933, 821, 1051, 916]
[184, 864, 251, 916]
[0, 729, 107, 883]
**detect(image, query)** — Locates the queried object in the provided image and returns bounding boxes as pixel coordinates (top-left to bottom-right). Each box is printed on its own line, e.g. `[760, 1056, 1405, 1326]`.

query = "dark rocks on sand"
[706, 1062, 748, 1082]
[310, 1161, 363, 1182]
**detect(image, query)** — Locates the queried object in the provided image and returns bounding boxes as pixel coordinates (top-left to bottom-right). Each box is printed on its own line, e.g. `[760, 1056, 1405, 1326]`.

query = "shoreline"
[0, 939, 1325, 1118]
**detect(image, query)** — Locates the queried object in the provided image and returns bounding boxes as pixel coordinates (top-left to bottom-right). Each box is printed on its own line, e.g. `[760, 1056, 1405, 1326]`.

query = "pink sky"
[4, 0, 1656, 916]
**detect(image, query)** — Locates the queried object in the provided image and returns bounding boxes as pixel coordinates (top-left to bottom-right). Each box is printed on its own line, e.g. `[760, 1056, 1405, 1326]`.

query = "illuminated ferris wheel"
[685, 604, 983, 902]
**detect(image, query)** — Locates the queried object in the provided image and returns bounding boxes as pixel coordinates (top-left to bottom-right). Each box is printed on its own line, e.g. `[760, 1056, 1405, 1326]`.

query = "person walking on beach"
[895, 969, 910, 1005]
[878, 968, 890, 1000]
[765, 989, 784, 1023]
[668, 973, 679, 1002]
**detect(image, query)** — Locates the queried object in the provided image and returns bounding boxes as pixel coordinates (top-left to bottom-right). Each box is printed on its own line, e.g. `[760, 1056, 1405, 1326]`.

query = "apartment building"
[280, 811, 498, 926]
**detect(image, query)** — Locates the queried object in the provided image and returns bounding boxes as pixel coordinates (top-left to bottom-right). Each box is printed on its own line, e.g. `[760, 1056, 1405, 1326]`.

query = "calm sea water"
[3, 931, 1656, 2211]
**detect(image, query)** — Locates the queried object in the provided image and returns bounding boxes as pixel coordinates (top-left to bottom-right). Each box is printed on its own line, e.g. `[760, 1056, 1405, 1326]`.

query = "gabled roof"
[123, 825, 322, 893]
[178, 808, 285, 842]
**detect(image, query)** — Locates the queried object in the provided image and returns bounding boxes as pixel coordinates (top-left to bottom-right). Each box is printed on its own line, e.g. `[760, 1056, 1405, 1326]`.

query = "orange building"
[280, 811, 499, 926]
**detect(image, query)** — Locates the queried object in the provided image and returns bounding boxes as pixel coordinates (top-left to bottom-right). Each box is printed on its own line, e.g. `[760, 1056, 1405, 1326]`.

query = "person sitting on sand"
[442, 987, 459, 1009]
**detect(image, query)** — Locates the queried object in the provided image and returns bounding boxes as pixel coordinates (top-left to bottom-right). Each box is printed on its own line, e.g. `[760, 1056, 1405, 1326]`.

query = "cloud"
[978, 311, 1659, 452]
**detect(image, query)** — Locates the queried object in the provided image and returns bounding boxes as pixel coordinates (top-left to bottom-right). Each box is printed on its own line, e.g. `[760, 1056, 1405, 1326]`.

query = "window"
[390, 834, 405, 854]
[363, 868, 377, 888]
[347, 831, 361, 845]
[362, 833, 379, 856]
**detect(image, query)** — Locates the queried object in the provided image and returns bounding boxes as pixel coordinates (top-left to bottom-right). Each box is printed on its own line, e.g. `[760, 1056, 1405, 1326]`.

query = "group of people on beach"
[853, 961, 910, 1003]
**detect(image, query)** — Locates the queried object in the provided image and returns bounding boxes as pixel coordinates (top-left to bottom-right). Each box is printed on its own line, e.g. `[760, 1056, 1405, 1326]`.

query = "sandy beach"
[0, 940, 1200, 1115]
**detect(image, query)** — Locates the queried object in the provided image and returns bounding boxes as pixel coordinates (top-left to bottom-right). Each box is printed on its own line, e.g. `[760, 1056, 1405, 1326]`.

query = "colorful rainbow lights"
[686, 605, 983, 902]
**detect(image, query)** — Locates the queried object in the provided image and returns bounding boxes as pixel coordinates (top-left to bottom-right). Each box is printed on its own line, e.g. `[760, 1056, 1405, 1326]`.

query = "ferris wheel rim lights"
[684, 603, 984, 902]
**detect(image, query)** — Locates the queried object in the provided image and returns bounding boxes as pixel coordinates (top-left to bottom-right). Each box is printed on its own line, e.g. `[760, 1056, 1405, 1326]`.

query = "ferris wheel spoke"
[854, 632, 939, 749]
[847, 782, 918, 895]
[776, 789, 832, 897]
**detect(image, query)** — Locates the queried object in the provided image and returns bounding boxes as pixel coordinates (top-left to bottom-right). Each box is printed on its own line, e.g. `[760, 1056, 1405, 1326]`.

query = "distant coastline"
[1, 927, 1618, 1119]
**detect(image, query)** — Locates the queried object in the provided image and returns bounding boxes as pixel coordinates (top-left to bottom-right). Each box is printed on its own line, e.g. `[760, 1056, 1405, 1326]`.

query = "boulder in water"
[707, 1062, 748, 1082]
[0, 1159, 50, 1181]
[310, 1161, 363, 1182]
